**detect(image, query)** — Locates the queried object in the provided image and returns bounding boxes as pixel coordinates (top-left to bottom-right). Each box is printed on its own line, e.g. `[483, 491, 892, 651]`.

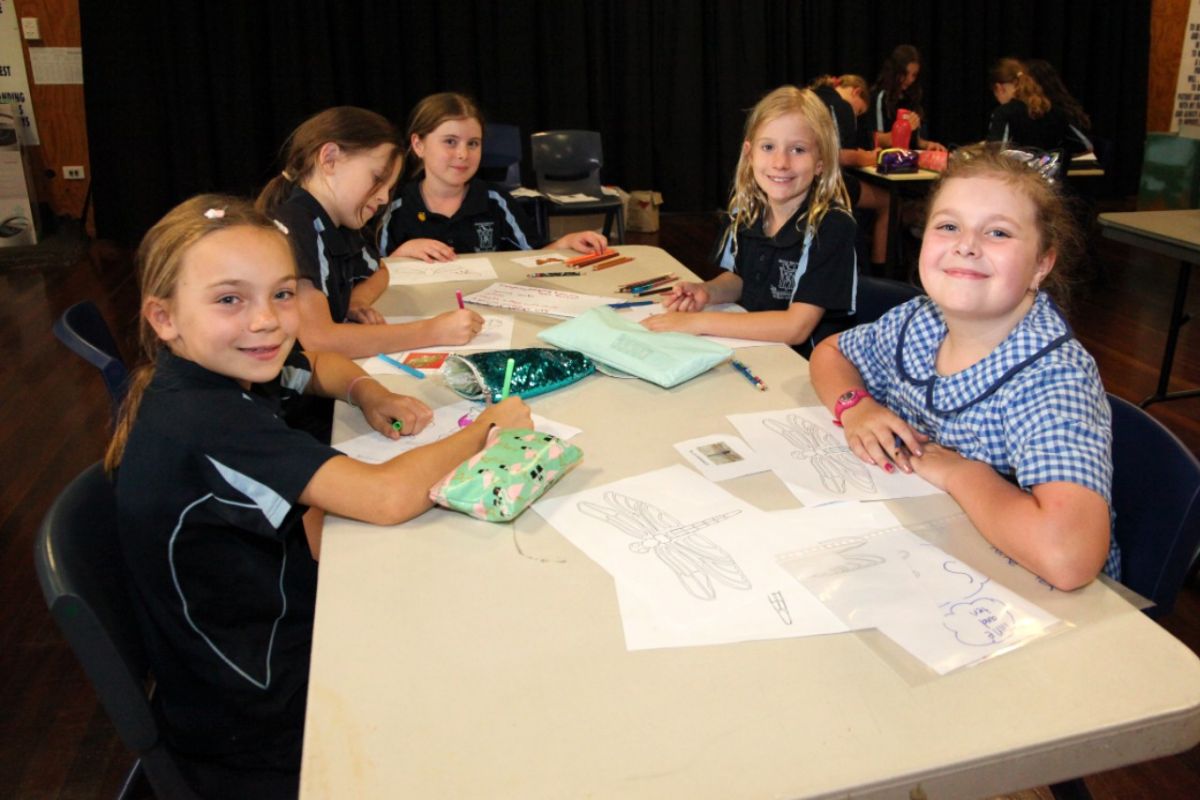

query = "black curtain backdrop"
[80, 0, 1150, 245]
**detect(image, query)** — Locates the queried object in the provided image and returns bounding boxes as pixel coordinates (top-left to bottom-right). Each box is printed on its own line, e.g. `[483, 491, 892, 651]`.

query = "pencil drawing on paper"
[763, 415, 876, 495]
[577, 491, 752, 601]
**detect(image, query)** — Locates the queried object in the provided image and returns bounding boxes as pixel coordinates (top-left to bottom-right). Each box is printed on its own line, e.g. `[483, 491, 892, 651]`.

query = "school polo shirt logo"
[772, 258, 801, 300]
[475, 222, 495, 251]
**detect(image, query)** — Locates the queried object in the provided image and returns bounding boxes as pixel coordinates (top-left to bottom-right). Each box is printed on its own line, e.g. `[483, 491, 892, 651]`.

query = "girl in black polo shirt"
[258, 106, 484, 359]
[986, 58, 1070, 152]
[379, 92, 607, 261]
[108, 195, 530, 799]
[642, 85, 858, 358]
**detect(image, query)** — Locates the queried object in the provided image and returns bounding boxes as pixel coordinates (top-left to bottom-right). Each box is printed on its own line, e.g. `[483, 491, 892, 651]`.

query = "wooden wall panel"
[12, 0, 90, 231]
[1149, 0, 1193, 132]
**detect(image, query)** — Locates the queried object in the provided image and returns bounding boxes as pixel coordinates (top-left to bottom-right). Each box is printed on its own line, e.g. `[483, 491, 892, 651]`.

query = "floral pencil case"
[441, 348, 594, 403]
[429, 426, 582, 522]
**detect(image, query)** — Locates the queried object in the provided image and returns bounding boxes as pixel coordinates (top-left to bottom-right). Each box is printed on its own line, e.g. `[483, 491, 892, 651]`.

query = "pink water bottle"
[892, 108, 913, 150]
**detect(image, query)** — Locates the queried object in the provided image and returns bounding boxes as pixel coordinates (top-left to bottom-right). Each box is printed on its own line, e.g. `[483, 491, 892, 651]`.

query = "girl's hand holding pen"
[393, 238, 457, 262]
[838, 399, 927, 474]
[431, 308, 484, 345]
[661, 281, 709, 312]
[358, 385, 434, 439]
[475, 396, 533, 431]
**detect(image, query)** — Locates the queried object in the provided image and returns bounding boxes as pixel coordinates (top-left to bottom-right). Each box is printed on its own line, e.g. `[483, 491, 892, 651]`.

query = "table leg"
[1141, 260, 1198, 408]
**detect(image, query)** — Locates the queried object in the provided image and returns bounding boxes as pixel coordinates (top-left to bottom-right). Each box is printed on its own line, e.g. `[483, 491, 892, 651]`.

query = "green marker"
[392, 420, 404, 432]
[501, 357, 515, 400]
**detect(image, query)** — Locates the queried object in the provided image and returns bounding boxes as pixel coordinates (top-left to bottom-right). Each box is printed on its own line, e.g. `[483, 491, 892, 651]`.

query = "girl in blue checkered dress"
[811, 143, 1116, 591]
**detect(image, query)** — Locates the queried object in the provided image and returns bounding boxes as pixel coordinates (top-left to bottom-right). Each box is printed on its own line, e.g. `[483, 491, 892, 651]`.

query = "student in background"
[1025, 58, 1094, 156]
[257, 106, 483, 359]
[380, 92, 606, 262]
[108, 195, 530, 799]
[642, 85, 858, 358]
[986, 58, 1069, 152]
[864, 45, 946, 152]
[810, 74, 892, 270]
[810, 144, 1116, 591]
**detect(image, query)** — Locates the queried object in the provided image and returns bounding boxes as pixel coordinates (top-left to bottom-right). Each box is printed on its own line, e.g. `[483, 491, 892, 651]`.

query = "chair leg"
[116, 757, 148, 800]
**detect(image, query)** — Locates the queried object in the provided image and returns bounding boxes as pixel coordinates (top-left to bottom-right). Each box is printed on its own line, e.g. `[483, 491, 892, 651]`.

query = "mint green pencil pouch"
[537, 306, 732, 388]
[429, 427, 582, 522]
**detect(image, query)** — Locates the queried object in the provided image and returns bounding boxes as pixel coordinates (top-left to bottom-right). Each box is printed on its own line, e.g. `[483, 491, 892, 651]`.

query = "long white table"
[301, 245, 1200, 799]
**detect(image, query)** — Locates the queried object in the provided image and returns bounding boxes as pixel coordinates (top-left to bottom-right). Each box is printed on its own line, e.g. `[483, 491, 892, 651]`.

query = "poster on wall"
[0, 0, 40, 146]
[1172, 0, 1200, 131]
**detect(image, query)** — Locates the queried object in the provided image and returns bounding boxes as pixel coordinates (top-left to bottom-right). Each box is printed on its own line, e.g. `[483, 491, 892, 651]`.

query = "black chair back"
[480, 122, 522, 190]
[35, 462, 200, 799]
[53, 301, 130, 415]
[1108, 394, 1200, 617]
[531, 130, 605, 197]
[854, 275, 923, 326]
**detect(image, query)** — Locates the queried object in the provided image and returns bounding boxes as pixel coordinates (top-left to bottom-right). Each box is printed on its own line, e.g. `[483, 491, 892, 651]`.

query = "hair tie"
[1000, 148, 1062, 184]
[281, 169, 294, 182]
[203, 208, 226, 220]
[273, 219, 289, 235]
[832, 77, 841, 87]
[1016, 71, 1024, 78]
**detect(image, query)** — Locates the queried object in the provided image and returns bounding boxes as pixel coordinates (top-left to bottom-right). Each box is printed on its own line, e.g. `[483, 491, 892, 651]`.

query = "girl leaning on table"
[378, 91, 607, 262]
[105, 195, 530, 800]
[642, 85, 858, 358]
[257, 106, 484, 359]
[810, 143, 1117, 591]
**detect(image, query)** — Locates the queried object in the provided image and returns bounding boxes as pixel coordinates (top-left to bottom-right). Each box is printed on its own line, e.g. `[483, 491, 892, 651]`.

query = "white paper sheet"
[364, 314, 514, 363]
[617, 303, 782, 348]
[462, 282, 618, 318]
[728, 407, 943, 505]
[384, 256, 498, 285]
[546, 192, 599, 203]
[777, 523, 1060, 675]
[673, 434, 769, 482]
[334, 399, 581, 464]
[511, 252, 573, 268]
[534, 465, 847, 648]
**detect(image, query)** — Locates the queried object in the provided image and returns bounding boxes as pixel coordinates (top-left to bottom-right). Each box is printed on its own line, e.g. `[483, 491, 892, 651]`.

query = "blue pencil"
[377, 353, 426, 379]
[608, 300, 655, 309]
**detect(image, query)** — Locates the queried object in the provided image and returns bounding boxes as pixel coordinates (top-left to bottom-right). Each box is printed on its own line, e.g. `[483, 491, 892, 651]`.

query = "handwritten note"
[384, 256, 498, 285]
[462, 282, 618, 318]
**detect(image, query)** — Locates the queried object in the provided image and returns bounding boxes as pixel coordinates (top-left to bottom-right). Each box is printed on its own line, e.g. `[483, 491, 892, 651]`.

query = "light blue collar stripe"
[489, 190, 531, 249]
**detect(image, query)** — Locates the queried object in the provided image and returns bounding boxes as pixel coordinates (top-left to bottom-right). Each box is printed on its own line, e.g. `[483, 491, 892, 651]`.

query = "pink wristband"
[345, 374, 380, 406]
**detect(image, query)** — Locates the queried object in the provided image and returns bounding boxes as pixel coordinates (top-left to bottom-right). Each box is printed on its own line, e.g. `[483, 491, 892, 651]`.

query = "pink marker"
[455, 289, 465, 310]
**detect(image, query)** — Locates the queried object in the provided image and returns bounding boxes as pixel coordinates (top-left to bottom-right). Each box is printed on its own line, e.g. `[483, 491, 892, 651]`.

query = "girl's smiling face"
[746, 111, 823, 222]
[412, 117, 484, 195]
[919, 175, 1055, 326]
[144, 226, 300, 388]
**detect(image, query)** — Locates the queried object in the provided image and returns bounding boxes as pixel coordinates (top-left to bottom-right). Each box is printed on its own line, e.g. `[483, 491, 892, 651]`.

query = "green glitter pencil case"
[429, 426, 583, 522]
[441, 348, 594, 403]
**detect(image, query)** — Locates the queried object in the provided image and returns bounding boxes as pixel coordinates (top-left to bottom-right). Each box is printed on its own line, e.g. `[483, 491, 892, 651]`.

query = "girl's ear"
[317, 142, 342, 174]
[1033, 249, 1057, 289]
[741, 140, 751, 159]
[142, 296, 179, 343]
[410, 133, 426, 159]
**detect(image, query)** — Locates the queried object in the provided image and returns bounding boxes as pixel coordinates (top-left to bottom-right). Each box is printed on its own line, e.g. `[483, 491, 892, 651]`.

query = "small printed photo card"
[673, 434, 768, 482]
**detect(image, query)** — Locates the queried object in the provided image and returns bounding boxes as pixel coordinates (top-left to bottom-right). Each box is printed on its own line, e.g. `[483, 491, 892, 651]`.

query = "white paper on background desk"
[384, 256, 498, 285]
[616, 303, 781, 348]
[776, 522, 1060, 675]
[463, 282, 618, 317]
[673, 434, 769, 482]
[511, 252, 572, 268]
[728, 407, 943, 505]
[534, 465, 846, 644]
[334, 399, 580, 463]
[547, 192, 599, 203]
[362, 315, 514, 362]
[510, 187, 543, 198]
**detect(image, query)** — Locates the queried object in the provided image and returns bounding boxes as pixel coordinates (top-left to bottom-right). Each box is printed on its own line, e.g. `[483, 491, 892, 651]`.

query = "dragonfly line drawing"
[763, 414, 876, 495]
[577, 491, 752, 601]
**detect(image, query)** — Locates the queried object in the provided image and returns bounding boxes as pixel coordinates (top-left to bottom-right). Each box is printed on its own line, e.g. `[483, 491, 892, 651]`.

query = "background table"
[300, 246, 1200, 799]
[1098, 209, 1200, 407]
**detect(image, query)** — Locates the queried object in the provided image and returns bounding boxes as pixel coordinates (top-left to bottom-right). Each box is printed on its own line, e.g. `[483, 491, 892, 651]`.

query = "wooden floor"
[1, 208, 1198, 799]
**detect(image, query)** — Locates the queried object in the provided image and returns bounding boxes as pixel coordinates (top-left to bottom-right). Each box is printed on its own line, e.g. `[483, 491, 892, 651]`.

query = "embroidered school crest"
[771, 258, 801, 300]
[475, 222, 496, 251]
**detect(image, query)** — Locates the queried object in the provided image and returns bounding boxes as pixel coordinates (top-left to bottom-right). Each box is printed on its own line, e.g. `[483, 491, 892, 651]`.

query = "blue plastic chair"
[35, 462, 201, 800]
[480, 122, 523, 191]
[53, 301, 129, 417]
[1107, 394, 1200, 617]
[853, 274, 924, 325]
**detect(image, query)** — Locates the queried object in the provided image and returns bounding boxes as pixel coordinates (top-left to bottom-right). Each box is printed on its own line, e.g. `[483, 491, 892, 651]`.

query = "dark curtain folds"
[81, 0, 1150, 244]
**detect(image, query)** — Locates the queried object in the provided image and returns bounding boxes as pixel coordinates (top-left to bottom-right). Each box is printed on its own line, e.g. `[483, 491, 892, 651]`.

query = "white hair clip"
[273, 219, 289, 235]
[203, 208, 226, 220]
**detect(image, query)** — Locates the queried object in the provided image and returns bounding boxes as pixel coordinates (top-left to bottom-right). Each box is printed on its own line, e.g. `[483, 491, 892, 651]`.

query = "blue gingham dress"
[838, 293, 1120, 578]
